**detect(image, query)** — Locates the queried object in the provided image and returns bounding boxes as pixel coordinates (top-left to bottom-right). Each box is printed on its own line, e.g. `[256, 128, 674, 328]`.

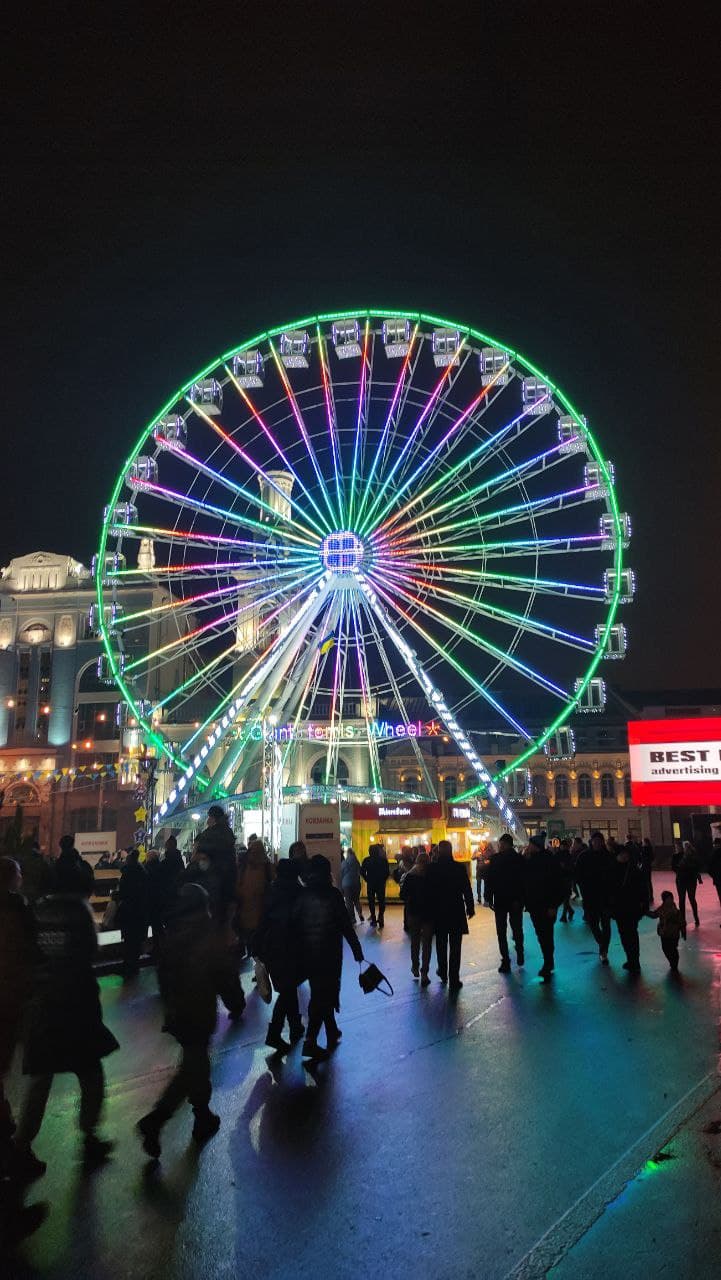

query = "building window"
[76, 702, 120, 737]
[70, 806, 118, 833]
[554, 774, 569, 801]
[14, 650, 31, 734]
[623, 775, 632, 800]
[601, 773, 616, 800]
[443, 775, 457, 800]
[35, 649, 52, 743]
[627, 819, 642, 841]
[310, 757, 349, 786]
[577, 773, 593, 801]
[531, 775, 547, 802]
[404, 774, 421, 794]
[7, 783, 39, 807]
[581, 820, 618, 841]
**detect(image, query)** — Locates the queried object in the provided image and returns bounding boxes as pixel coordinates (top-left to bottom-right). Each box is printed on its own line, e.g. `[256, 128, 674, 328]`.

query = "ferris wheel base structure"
[96, 308, 634, 852]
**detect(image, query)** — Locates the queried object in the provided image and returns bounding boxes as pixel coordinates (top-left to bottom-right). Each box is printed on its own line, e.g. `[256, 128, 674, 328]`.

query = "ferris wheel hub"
[320, 530, 366, 575]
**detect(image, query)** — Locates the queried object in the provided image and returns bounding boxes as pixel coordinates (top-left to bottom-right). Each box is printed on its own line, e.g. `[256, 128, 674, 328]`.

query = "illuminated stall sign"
[249, 719, 442, 742]
[628, 717, 721, 805]
[353, 802, 441, 821]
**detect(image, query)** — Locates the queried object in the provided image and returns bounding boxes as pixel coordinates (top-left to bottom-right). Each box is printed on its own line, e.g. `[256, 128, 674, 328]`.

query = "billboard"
[628, 717, 721, 805]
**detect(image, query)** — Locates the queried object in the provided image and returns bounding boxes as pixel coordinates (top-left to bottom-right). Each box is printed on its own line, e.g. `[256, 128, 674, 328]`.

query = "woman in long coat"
[292, 855, 363, 1060]
[14, 893, 118, 1179]
[117, 848, 149, 978]
[255, 860, 304, 1052]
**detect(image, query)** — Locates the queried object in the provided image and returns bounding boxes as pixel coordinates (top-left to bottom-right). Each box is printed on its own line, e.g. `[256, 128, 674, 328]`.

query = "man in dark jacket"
[292, 855, 363, 1060]
[609, 843, 649, 973]
[360, 843, 390, 928]
[16, 840, 55, 904]
[522, 834, 565, 981]
[256, 860, 304, 1052]
[117, 848, 149, 979]
[426, 840, 475, 991]
[575, 831, 615, 964]
[54, 835, 94, 897]
[194, 805, 238, 924]
[485, 833, 525, 974]
[137, 884, 226, 1158]
[14, 892, 118, 1180]
[0, 857, 36, 1175]
[189, 806, 245, 1019]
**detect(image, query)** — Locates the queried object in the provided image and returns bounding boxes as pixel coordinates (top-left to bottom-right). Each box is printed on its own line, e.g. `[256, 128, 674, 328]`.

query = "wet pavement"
[4, 872, 721, 1279]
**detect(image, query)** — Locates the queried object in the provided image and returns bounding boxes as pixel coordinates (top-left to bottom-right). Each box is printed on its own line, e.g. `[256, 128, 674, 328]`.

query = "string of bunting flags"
[0, 764, 121, 782]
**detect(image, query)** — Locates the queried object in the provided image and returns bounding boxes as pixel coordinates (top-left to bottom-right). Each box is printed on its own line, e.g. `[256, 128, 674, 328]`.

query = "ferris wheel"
[96, 309, 633, 835]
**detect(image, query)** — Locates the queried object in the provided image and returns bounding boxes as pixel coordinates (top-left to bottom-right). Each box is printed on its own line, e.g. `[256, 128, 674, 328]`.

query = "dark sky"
[3, 1, 719, 688]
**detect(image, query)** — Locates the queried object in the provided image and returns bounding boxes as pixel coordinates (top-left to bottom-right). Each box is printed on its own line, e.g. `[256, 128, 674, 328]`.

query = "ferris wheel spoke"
[375, 560, 595, 653]
[316, 326, 346, 526]
[384, 483, 593, 553]
[361, 575, 531, 740]
[390, 355, 510, 498]
[187, 393, 329, 540]
[348, 593, 382, 791]
[377, 390, 552, 539]
[267, 340, 341, 529]
[356, 589, 438, 796]
[366, 564, 569, 700]
[159, 442, 322, 546]
[124, 565, 324, 678]
[400, 532, 605, 561]
[354, 327, 420, 531]
[347, 320, 372, 529]
[357, 356, 461, 538]
[118, 562, 310, 636]
[127, 479, 319, 553]
[204, 580, 332, 792]
[222, 366, 332, 535]
[111, 523, 312, 556]
[395, 562, 606, 601]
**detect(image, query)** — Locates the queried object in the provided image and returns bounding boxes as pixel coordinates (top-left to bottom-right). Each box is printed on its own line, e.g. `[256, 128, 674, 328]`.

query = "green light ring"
[97, 309, 625, 782]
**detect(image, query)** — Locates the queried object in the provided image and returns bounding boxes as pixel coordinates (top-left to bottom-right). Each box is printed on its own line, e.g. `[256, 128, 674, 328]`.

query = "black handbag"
[358, 961, 393, 997]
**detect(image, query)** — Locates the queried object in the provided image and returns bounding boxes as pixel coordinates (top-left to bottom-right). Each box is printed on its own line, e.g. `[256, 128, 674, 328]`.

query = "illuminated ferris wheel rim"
[96, 307, 631, 830]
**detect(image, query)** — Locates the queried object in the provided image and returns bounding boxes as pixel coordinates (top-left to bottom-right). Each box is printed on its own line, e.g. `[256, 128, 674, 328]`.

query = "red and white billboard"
[628, 717, 721, 805]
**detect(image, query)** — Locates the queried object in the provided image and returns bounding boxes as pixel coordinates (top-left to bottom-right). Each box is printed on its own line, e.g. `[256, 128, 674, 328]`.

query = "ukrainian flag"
[318, 633, 336, 655]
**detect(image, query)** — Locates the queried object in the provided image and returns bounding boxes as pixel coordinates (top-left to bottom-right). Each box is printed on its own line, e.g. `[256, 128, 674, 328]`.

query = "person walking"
[340, 847, 364, 923]
[255, 860, 304, 1052]
[556, 839, 576, 923]
[0, 858, 36, 1177]
[292, 855, 363, 1061]
[641, 837, 655, 904]
[427, 840, 475, 991]
[189, 807, 246, 1019]
[144, 849, 166, 953]
[16, 840, 55, 905]
[522, 834, 564, 981]
[400, 850, 434, 983]
[14, 890, 117, 1180]
[709, 837, 721, 916]
[288, 840, 311, 881]
[485, 833, 525, 974]
[117, 848, 149, 979]
[360, 843, 390, 929]
[136, 884, 226, 1158]
[575, 831, 615, 964]
[609, 841, 648, 973]
[647, 889, 686, 973]
[236, 838, 272, 958]
[54, 835, 94, 898]
[672, 840, 702, 927]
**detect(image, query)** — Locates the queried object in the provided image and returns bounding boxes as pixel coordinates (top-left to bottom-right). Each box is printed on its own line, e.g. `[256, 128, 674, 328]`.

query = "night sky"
[3, 1, 719, 688]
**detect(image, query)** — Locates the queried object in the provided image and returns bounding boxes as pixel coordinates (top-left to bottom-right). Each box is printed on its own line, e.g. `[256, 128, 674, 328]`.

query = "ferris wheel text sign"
[628, 717, 721, 805]
[249, 718, 442, 742]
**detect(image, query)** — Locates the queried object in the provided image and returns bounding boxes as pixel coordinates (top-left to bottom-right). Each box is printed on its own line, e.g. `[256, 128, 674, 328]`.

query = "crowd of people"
[2, 808, 721, 1228]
